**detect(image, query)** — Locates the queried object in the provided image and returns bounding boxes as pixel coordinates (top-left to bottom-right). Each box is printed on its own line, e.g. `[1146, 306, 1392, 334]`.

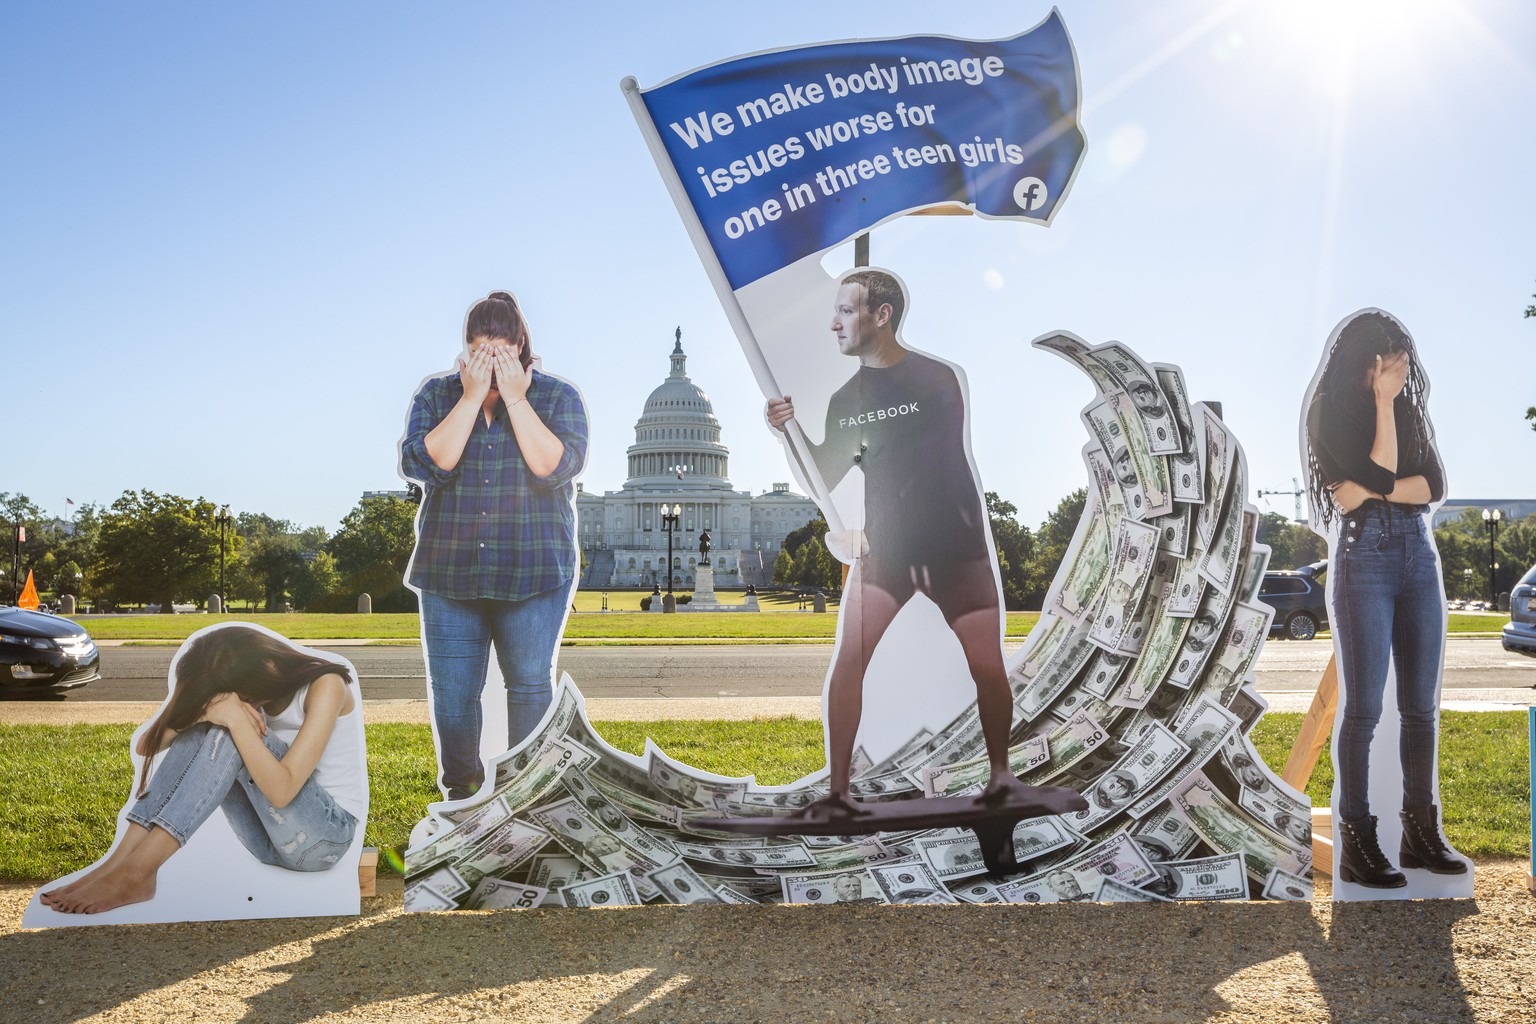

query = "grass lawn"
[76, 609, 1045, 642]
[0, 711, 1526, 883]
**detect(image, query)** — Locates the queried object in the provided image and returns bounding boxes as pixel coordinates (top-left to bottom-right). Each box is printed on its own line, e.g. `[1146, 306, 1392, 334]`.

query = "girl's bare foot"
[42, 823, 153, 907]
[48, 863, 158, 914]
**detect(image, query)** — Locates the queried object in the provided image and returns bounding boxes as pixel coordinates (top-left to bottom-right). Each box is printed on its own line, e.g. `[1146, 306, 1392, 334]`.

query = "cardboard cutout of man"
[766, 269, 1042, 817]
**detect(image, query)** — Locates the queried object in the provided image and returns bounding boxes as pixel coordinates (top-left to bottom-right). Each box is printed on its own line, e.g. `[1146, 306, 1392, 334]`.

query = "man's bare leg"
[796, 566, 903, 818]
[948, 607, 1033, 804]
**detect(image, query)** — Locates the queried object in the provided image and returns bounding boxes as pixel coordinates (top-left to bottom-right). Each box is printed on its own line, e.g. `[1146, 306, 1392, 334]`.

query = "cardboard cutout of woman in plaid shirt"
[400, 292, 589, 801]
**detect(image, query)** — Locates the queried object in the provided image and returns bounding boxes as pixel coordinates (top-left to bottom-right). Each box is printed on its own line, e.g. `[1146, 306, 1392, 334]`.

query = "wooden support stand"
[358, 847, 378, 898]
[1281, 655, 1340, 876]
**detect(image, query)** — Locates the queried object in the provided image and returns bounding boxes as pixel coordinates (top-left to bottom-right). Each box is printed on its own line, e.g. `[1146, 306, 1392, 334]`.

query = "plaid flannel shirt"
[400, 368, 588, 600]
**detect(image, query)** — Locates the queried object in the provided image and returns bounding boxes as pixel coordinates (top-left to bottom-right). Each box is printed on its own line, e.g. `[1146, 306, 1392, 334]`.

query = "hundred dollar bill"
[1130, 804, 1202, 862]
[861, 728, 934, 778]
[1155, 364, 1204, 504]
[1063, 733, 1129, 785]
[528, 854, 588, 892]
[1014, 618, 1098, 722]
[1034, 331, 1122, 396]
[997, 832, 1156, 903]
[1171, 774, 1311, 882]
[781, 867, 888, 905]
[1199, 460, 1248, 595]
[457, 819, 553, 885]
[1088, 518, 1161, 653]
[406, 794, 514, 877]
[463, 877, 548, 911]
[1066, 722, 1190, 833]
[1076, 649, 1127, 701]
[1164, 585, 1236, 690]
[489, 681, 585, 791]
[647, 861, 726, 904]
[560, 767, 674, 848]
[922, 733, 1049, 797]
[1165, 546, 1207, 618]
[732, 787, 822, 814]
[1047, 506, 1111, 624]
[1237, 787, 1314, 848]
[1262, 867, 1314, 902]
[403, 881, 460, 912]
[1174, 603, 1271, 723]
[696, 872, 781, 899]
[1009, 615, 1066, 695]
[867, 859, 957, 904]
[406, 863, 470, 902]
[1096, 343, 1183, 455]
[893, 706, 985, 783]
[1115, 610, 1190, 710]
[914, 817, 1077, 881]
[1157, 502, 1193, 559]
[674, 841, 818, 869]
[445, 736, 601, 835]
[849, 767, 922, 801]
[1050, 691, 1117, 728]
[1141, 851, 1248, 900]
[1127, 698, 1241, 819]
[529, 795, 678, 900]
[1094, 876, 1171, 902]
[1117, 546, 1179, 657]
[1107, 389, 1172, 517]
[1086, 445, 1128, 532]
[849, 746, 874, 779]
[1083, 397, 1150, 520]
[713, 884, 759, 904]
[648, 751, 749, 811]
[560, 871, 642, 908]
[1234, 512, 1268, 605]
[1194, 406, 1233, 547]
[951, 878, 1007, 904]
[1228, 684, 1268, 735]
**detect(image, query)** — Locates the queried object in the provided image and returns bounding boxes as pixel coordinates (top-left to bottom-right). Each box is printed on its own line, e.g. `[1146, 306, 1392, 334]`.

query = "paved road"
[34, 637, 1536, 702]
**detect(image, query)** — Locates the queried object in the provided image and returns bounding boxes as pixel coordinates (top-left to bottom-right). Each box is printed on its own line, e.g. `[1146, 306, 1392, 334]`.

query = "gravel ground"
[4, 861, 1533, 1023]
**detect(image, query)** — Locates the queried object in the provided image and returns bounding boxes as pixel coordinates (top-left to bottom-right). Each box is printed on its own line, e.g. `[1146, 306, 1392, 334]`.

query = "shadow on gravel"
[233, 895, 1480, 1023]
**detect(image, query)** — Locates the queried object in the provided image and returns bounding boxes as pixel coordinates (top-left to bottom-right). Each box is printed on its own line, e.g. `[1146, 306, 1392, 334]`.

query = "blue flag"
[630, 12, 1085, 289]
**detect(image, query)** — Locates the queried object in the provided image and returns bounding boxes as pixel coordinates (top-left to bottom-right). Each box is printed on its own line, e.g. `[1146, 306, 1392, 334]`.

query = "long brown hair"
[464, 290, 534, 370]
[137, 626, 352, 795]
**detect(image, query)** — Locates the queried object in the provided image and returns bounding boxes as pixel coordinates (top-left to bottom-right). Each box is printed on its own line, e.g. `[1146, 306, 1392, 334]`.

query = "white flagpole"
[621, 76, 845, 535]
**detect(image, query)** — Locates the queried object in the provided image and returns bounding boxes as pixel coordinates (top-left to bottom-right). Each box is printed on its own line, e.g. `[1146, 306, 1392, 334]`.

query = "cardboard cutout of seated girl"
[1301, 308, 1473, 901]
[23, 622, 369, 927]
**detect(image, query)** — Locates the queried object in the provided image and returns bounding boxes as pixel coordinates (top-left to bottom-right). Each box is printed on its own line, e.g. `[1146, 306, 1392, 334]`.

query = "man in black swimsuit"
[767, 269, 1041, 816]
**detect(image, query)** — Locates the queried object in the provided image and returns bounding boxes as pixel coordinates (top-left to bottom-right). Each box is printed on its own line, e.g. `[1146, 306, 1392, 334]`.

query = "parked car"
[0, 607, 101, 694]
[1259, 565, 1329, 641]
[1501, 562, 1536, 658]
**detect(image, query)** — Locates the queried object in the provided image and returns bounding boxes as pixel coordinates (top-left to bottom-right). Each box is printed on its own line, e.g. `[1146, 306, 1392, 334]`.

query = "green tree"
[52, 559, 83, 596]
[327, 495, 418, 612]
[986, 491, 1037, 610]
[1025, 489, 1087, 606]
[771, 548, 794, 585]
[291, 550, 343, 611]
[94, 490, 229, 611]
[781, 515, 829, 557]
[1255, 513, 1327, 572]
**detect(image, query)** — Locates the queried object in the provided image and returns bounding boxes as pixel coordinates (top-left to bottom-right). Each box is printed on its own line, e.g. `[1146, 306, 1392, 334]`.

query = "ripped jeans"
[126, 723, 357, 871]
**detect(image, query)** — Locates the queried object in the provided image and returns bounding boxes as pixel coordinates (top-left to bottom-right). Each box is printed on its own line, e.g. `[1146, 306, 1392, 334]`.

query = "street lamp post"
[661, 503, 682, 611]
[215, 505, 233, 612]
[1482, 507, 1502, 608]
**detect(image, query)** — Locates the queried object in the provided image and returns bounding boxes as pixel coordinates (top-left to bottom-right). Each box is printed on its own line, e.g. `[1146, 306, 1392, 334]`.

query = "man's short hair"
[842, 270, 905, 332]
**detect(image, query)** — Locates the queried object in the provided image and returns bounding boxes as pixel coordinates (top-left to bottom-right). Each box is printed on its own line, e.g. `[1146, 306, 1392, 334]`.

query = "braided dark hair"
[1305, 311, 1433, 529]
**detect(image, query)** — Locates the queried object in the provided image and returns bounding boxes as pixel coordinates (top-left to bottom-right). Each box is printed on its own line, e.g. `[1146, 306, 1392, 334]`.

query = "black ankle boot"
[1337, 814, 1406, 888]
[1399, 804, 1468, 874]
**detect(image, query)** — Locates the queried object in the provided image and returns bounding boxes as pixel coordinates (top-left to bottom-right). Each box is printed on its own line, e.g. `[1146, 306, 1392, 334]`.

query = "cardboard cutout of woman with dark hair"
[1301, 308, 1472, 900]
[24, 623, 368, 926]
[400, 291, 589, 801]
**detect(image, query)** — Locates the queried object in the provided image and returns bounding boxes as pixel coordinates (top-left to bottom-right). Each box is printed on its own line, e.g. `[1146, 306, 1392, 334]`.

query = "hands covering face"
[461, 337, 531, 405]
[1369, 351, 1410, 402]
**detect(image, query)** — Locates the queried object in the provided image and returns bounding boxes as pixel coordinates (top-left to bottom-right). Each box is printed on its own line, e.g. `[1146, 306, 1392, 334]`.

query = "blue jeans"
[1331, 502, 1445, 822]
[420, 587, 568, 799]
[126, 723, 357, 871]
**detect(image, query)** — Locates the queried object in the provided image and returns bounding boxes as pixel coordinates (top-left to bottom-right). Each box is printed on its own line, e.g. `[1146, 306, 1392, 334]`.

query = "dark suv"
[0, 607, 101, 694]
[1259, 564, 1329, 641]
[1502, 562, 1536, 658]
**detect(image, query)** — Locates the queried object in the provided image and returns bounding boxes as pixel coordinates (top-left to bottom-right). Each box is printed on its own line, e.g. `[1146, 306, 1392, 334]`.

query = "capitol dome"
[626, 331, 729, 487]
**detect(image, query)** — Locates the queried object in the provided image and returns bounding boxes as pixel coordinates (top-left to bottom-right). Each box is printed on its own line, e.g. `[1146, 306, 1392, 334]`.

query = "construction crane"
[1258, 478, 1305, 523]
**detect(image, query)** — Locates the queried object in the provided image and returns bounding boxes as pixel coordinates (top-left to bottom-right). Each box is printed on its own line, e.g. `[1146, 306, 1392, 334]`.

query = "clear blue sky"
[4, 1, 1533, 538]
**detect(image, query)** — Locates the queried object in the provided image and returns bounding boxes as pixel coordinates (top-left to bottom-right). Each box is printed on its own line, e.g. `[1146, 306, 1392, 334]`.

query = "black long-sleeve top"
[1307, 389, 1445, 506]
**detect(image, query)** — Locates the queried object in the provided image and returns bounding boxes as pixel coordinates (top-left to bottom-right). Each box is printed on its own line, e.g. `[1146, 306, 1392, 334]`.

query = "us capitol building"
[575, 333, 818, 589]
